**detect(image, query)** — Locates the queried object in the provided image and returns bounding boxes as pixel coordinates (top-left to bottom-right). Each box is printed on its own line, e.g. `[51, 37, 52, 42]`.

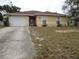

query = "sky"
[0, 0, 65, 13]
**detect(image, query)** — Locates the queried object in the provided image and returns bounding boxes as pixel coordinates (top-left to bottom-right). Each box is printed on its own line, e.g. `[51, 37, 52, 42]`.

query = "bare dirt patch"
[55, 30, 79, 33]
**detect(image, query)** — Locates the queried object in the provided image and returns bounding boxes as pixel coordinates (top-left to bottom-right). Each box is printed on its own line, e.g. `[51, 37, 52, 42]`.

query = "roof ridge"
[9, 10, 66, 16]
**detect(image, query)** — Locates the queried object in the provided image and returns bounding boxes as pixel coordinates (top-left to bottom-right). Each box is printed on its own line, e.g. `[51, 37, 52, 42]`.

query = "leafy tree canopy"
[63, 0, 79, 26]
[0, 5, 21, 13]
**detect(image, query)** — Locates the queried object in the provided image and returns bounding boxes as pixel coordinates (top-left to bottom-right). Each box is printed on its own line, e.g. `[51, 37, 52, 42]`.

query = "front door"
[29, 16, 36, 26]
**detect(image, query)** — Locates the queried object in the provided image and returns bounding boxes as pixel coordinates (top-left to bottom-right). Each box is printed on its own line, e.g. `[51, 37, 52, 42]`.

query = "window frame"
[41, 16, 48, 26]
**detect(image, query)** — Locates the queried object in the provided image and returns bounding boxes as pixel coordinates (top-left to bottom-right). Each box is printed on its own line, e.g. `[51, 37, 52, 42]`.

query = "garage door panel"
[10, 16, 29, 26]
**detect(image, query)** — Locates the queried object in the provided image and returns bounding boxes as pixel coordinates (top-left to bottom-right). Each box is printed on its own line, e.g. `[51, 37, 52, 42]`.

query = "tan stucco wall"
[36, 16, 42, 27]
[9, 16, 12, 26]
[47, 16, 57, 27]
[25, 16, 29, 26]
[36, 16, 67, 27]
[60, 17, 67, 26]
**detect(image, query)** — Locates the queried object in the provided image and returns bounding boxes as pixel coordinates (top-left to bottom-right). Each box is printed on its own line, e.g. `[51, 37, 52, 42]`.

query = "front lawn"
[30, 27, 79, 59]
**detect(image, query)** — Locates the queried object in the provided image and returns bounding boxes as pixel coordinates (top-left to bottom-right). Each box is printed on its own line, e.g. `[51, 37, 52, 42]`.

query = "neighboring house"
[8, 10, 68, 27]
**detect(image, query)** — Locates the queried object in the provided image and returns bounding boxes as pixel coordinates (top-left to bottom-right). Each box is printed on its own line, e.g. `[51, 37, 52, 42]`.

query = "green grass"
[30, 27, 79, 59]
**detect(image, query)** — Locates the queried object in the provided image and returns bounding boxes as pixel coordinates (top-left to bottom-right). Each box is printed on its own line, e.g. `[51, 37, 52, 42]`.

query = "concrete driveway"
[0, 27, 36, 59]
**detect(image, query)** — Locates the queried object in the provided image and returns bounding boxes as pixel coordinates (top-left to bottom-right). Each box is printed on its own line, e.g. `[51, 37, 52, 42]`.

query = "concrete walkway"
[0, 27, 36, 59]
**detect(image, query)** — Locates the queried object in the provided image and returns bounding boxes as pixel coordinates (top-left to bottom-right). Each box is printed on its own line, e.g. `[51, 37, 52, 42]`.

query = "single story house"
[8, 10, 68, 27]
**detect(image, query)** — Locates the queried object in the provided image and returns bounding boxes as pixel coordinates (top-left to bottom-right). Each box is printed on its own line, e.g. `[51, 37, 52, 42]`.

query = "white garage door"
[10, 16, 29, 26]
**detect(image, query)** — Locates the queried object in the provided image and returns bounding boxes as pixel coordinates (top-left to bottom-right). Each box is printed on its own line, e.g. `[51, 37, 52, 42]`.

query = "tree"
[0, 13, 3, 21]
[0, 5, 21, 13]
[62, 0, 79, 26]
[0, 5, 21, 26]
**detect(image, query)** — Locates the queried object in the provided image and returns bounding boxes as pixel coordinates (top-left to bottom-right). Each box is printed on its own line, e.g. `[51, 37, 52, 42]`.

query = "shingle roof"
[8, 10, 66, 17]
